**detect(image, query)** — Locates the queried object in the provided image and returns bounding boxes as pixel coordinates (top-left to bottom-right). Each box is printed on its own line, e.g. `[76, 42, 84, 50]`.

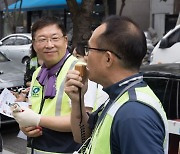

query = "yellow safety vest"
[30, 57, 38, 70]
[84, 85, 168, 154]
[28, 55, 79, 154]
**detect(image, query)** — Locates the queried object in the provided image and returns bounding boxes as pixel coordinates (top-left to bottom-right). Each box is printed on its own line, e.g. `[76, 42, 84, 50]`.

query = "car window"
[144, 76, 180, 119]
[160, 28, 180, 49]
[14, 36, 31, 45]
[2, 37, 16, 45]
[2, 36, 31, 46]
[168, 28, 180, 47]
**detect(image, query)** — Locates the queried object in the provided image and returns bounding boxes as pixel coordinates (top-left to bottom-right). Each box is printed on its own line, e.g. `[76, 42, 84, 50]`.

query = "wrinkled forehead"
[89, 23, 106, 47]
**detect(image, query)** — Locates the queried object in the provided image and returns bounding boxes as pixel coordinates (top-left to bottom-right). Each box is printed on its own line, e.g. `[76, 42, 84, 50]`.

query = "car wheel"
[22, 57, 30, 64]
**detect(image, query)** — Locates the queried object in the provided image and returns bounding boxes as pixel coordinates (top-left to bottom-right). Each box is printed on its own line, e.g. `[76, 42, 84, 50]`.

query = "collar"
[103, 73, 143, 101]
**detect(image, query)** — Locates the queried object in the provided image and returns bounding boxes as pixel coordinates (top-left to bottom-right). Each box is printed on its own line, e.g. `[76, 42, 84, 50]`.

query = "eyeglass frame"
[84, 46, 121, 59]
[33, 35, 65, 45]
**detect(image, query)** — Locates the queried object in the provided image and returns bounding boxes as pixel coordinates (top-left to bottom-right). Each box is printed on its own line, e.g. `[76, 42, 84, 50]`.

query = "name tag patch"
[32, 86, 41, 97]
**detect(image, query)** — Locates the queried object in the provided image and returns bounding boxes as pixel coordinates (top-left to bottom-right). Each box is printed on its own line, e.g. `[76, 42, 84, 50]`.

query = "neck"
[45, 62, 56, 69]
[102, 69, 138, 88]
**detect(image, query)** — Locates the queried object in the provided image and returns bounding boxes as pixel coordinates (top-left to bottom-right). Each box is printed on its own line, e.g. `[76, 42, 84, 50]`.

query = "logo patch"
[32, 86, 41, 97]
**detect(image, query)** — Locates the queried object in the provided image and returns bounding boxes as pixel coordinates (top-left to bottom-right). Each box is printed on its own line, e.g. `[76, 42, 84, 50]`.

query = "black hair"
[30, 45, 37, 58]
[31, 16, 66, 40]
[97, 15, 147, 70]
[75, 42, 87, 56]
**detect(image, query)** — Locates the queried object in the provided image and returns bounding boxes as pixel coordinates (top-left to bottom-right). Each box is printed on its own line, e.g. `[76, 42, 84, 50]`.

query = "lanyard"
[96, 76, 143, 128]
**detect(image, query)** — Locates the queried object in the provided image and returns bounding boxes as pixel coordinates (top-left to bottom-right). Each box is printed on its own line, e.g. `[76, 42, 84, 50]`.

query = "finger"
[66, 78, 84, 88]
[29, 128, 42, 135]
[22, 126, 36, 132]
[26, 128, 42, 137]
[66, 71, 81, 81]
[65, 85, 79, 93]
[12, 92, 19, 98]
[20, 126, 36, 135]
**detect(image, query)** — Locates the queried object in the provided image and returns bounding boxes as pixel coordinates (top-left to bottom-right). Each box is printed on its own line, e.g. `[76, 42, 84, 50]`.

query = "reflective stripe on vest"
[30, 55, 78, 116]
[85, 85, 168, 154]
[29, 56, 78, 153]
[26, 147, 68, 154]
[55, 59, 77, 116]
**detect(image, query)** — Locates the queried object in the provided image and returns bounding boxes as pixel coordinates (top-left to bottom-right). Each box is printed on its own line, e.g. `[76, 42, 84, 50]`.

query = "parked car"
[142, 31, 154, 65]
[140, 63, 180, 120]
[0, 33, 32, 64]
[150, 25, 180, 64]
[0, 51, 25, 124]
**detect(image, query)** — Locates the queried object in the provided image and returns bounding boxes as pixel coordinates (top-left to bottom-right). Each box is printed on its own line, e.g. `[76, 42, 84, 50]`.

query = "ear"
[64, 36, 68, 41]
[104, 51, 114, 67]
[64, 36, 68, 48]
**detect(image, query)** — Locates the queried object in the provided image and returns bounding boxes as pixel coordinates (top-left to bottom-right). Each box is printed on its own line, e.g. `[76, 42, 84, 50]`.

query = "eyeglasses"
[34, 35, 64, 45]
[84, 46, 121, 59]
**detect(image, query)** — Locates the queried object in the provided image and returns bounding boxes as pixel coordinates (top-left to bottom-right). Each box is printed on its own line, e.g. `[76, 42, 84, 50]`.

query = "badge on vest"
[31, 86, 41, 97]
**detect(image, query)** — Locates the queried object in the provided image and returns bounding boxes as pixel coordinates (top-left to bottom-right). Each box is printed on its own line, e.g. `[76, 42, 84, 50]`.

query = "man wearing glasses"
[11, 16, 89, 153]
[65, 15, 168, 154]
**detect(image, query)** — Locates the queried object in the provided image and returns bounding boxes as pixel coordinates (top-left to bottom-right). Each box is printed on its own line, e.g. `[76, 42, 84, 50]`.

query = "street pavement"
[2, 132, 26, 154]
[2, 133, 27, 154]
[1, 123, 26, 154]
[3, 149, 15, 154]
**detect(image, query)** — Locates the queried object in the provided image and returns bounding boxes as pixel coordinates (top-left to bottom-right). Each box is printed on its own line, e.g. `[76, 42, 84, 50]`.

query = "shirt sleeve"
[68, 80, 97, 108]
[83, 80, 98, 108]
[111, 101, 165, 154]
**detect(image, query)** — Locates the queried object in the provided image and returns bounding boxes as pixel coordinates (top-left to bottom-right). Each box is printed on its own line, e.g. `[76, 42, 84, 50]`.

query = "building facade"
[116, 0, 180, 40]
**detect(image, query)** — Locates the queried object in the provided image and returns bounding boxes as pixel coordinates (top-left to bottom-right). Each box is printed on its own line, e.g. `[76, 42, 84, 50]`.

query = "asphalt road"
[1, 123, 26, 154]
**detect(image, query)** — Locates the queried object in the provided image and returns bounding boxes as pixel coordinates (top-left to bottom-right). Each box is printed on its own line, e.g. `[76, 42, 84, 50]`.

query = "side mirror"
[159, 38, 168, 49]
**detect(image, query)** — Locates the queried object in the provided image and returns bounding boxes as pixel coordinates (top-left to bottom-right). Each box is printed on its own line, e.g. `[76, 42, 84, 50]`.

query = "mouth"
[44, 51, 57, 54]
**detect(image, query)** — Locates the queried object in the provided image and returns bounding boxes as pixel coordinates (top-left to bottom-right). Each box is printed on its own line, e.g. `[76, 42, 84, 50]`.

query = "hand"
[16, 93, 26, 102]
[20, 126, 42, 137]
[12, 106, 41, 127]
[11, 91, 26, 102]
[65, 70, 88, 103]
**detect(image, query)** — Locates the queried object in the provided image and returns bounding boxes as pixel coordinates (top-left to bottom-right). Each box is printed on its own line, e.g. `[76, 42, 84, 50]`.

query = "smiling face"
[33, 24, 68, 68]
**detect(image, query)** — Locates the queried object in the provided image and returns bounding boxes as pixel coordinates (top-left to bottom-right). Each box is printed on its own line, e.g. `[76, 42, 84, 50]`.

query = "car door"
[0, 36, 15, 59]
[0, 35, 31, 63]
[144, 74, 180, 119]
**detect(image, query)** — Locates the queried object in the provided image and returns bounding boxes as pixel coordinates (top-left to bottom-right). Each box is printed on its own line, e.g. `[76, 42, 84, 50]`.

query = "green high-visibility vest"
[30, 57, 38, 70]
[85, 85, 168, 154]
[28, 55, 79, 153]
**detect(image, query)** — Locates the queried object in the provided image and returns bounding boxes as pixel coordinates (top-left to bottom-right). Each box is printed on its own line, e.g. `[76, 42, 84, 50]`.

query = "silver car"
[0, 51, 25, 124]
[150, 25, 180, 64]
[0, 33, 32, 64]
[0, 51, 25, 91]
[142, 32, 155, 65]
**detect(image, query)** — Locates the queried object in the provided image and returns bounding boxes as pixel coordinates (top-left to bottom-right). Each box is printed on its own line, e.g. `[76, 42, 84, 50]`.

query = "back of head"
[98, 15, 147, 70]
[76, 42, 87, 56]
[31, 16, 66, 40]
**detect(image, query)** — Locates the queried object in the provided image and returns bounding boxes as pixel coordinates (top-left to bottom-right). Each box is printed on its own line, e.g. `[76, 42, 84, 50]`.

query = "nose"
[45, 39, 54, 48]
